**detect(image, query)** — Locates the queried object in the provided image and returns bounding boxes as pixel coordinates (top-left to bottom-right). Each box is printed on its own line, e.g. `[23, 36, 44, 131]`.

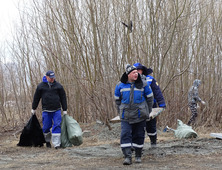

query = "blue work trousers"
[120, 120, 146, 149]
[42, 110, 62, 134]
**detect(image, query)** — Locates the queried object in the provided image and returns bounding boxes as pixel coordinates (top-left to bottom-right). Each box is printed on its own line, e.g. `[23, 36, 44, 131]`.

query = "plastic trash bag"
[165, 119, 198, 139]
[174, 120, 198, 139]
[17, 114, 45, 147]
[61, 115, 73, 148]
[61, 115, 83, 147]
[66, 115, 83, 146]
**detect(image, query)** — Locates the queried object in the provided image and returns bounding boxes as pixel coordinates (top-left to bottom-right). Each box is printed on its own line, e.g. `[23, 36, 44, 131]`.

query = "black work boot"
[151, 142, 157, 147]
[150, 135, 157, 147]
[122, 147, 132, 165]
[123, 157, 132, 165]
[46, 142, 51, 148]
[135, 148, 142, 163]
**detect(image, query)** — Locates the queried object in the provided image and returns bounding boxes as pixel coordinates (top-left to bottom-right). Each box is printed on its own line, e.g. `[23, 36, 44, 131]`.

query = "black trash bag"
[17, 114, 46, 147]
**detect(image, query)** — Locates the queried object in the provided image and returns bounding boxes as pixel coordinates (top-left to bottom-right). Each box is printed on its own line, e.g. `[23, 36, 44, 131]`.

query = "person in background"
[31, 70, 68, 149]
[133, 63, 166, 147]
[114, 64, 153, 165]
[187, 79, 206, 125]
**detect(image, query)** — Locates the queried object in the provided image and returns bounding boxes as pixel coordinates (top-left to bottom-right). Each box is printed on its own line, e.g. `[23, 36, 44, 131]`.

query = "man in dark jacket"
[134, 63, 166, 147]
[114, 64, 153, 165]
[32, 70, 67, 149]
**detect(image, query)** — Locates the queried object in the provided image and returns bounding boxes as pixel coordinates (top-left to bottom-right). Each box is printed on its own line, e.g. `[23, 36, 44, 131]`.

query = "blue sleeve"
[144, 84, 153, 97]
[114, 84, 121, 100]
[150, 78, 166, 107]
[114, 83, 122, 113]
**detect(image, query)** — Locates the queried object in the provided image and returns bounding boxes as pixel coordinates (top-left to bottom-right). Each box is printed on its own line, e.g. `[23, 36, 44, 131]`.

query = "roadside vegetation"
[0, 0, 221, 132]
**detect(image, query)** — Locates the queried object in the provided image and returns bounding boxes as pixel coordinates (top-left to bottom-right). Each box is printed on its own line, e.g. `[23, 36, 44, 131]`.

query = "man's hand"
[63, 111, 67, 115]
[31, 109, 36, 115]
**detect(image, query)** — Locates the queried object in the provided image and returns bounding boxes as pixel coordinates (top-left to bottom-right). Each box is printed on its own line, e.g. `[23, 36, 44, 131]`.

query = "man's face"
[137, 69, 143, 75]
[128, 70, 138, 82]
[46, 76, 55, 83]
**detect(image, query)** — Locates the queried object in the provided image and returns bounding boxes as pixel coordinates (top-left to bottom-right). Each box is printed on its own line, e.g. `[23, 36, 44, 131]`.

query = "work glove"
[31, 109, 36, 115]
[146, 114, 154, 122]
[149, 114, 155, 120]
[148, 107, 165, 120]
[146, 117, 151, 122]
[201, 101, 206, 105]
[63, 111, 67, 115]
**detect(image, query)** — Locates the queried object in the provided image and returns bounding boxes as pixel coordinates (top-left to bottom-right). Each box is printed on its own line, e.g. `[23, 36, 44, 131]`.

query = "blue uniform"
[133, 63, 166, 146]
[146, 75, 166, 108]
[114, 72, 153, 155]
[146, 75, 166, 145]
[114, 82, 153, 124]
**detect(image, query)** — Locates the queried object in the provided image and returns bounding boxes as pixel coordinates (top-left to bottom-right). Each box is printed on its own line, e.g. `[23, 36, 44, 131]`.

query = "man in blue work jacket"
[114, 64, 153, 165]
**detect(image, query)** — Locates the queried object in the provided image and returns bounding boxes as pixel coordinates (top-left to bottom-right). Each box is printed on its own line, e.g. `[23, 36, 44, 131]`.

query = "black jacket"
[32, 76, 67, 112]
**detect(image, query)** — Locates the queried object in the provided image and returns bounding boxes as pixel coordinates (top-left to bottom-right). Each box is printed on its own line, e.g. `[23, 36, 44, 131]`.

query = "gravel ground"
[0, 122, 222, 170]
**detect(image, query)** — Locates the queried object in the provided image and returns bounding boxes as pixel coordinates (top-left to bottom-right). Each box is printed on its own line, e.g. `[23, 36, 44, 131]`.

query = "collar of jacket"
[120, 72, 143, 89]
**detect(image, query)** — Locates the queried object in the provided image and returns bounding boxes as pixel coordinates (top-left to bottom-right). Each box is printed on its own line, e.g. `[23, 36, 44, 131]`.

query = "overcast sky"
[0, 0, 30, 62]
[0, 0, 21, 43]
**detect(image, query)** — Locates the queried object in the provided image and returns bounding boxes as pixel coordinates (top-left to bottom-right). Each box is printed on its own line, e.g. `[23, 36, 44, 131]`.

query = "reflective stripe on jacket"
[114, 81, 153, 124]
[146, 75, 166, 108]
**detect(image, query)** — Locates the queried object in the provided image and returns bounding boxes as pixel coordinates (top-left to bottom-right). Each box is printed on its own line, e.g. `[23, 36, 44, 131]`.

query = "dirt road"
[0, 122, 222, 170]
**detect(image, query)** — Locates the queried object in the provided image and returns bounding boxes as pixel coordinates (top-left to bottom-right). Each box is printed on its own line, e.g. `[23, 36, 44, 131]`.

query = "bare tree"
[0, 0, 221, 130]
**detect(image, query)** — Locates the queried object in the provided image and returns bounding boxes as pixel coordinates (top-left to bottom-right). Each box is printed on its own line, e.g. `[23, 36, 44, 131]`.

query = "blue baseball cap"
[46, 70, 55, 78]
